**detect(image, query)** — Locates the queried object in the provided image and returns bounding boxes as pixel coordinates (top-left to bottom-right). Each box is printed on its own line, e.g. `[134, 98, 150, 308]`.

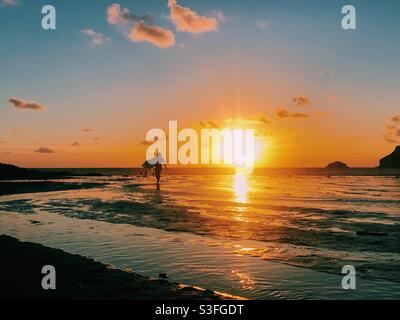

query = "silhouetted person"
[154, 153, 167, 185]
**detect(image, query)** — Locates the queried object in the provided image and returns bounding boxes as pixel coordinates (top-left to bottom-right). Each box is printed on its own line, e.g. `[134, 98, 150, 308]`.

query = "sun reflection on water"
[234, 173, 248, 204]
[230, 270, 255, 291]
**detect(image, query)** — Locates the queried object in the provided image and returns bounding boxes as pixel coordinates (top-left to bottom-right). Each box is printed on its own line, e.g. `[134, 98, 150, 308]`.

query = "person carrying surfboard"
[154, 152, 167, 185]
[142, 153, 167, 185]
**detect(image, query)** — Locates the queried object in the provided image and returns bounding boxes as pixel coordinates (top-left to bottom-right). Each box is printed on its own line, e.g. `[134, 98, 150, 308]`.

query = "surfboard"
[142, 155, 164, 168]
[142, 160, 156, 169]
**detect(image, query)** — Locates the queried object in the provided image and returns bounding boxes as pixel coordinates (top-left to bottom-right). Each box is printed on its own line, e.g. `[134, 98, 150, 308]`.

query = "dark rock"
[159, 273, 168, 279]
[203, 289, 215, 296]
[379, 146, 400, 168]
[0, 163, 71, 180]
[325, 161, 349, 169]
[0, 163, 102, 180]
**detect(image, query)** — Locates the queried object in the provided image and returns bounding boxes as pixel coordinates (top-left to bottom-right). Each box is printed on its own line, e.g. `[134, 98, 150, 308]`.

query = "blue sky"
[1, 0, 400, 167]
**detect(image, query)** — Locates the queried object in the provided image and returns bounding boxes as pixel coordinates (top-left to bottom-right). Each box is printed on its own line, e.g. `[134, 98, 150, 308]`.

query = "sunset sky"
[1, 0, 400, 168]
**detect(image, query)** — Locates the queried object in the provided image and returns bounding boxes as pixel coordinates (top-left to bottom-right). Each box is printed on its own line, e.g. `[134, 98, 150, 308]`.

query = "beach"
[1, 168, 400, 299]
[0, 234, 236, 300]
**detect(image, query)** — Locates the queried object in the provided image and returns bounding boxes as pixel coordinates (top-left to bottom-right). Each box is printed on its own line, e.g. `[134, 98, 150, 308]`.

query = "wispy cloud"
[107, 3, 175, 48]
[167, 0, 220, 34]
[293, 96, 310, 107]
[318, 69, 335, 78]
[70, 142, 80, 147]
[1, 0, 20, 7]
[255, 20, 270, 30]
[392, 114, 400, 122]
[384, 136, 399, 144]
[383, 116, 400, 143]
[198, 113, 272, 131]
[35, 147, 55, 154]
[81, 29, 108, 46]
[8, 98, 46, 111]
[276, 109, 309, 119]
[223, 115, 271, 127]
[140, 140, 153, 146]
[325, 92, 338, 103]
[315, 110, 329, 117]
[82, 128, 94, 132]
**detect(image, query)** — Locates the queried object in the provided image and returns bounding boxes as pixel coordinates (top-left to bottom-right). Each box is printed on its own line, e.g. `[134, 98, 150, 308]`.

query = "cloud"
[129, 21, 175, 48]
[8, 98, 46, 111]
[383, 117, 400, 143]
[259, 116, 271, 124]
[0, 140, 6, 144]
[93, 137, 99, 141]
[140, 136, 166, 146]
[70, 142, 80, 147]
[209, 9, 225, 22]
[82, 128, 94, 132]
[392, 114, 400, 122]
[255, 129, 271, 138]
[198, 114, 272, 131]
[81, 29, 108, 46]
[315, 111, 329, 117]
[325, 92, 338, 103]
[255, 20, 270, 30]
[107, 3, 129, 25]
[107, 3, 175, 48]
[293, 96, 310, 107]
[1, 0, 20, 7]
[140, 140, 153, 146]
[11, 128, 23, 133]
[107, 3, 154, 25]
[35, 147, 55, 154]
[208, 121, 220, 129]
[223, 115, 271, 127]
[167, 0, 219, 34]
[384, 136, 398, 144]
[318, 69, 335, 78]
[276, 109, 309, 119]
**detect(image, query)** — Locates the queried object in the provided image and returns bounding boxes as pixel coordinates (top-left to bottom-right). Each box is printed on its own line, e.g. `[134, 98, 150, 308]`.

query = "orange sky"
[1, 1, 399, 168]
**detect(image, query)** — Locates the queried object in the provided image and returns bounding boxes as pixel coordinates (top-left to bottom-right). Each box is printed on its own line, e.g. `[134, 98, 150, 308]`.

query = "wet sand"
[0, 181, 105, 196]
[0, 235, 239, 300]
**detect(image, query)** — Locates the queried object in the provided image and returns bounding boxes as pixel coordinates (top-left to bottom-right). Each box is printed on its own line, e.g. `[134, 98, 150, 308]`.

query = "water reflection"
[234, 173, 248, 204]
[230, 269, 255, 291]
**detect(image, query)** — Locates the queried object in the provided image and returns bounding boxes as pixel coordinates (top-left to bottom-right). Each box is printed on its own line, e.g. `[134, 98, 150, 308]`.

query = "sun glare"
[234, 172, 248, 204]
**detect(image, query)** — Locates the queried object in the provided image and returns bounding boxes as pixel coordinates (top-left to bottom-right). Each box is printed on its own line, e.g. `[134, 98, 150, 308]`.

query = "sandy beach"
[0, 234, 239, 300]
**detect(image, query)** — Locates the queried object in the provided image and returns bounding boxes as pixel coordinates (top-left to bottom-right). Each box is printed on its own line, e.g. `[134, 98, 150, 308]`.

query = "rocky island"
[325, 161, 350, 169]
[0, 163, 104, 196]
[379, 146, 400, 169]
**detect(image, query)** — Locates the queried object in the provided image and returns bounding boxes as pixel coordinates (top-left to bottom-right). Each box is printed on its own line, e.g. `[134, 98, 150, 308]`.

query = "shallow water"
[1, 172, 400, 299]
